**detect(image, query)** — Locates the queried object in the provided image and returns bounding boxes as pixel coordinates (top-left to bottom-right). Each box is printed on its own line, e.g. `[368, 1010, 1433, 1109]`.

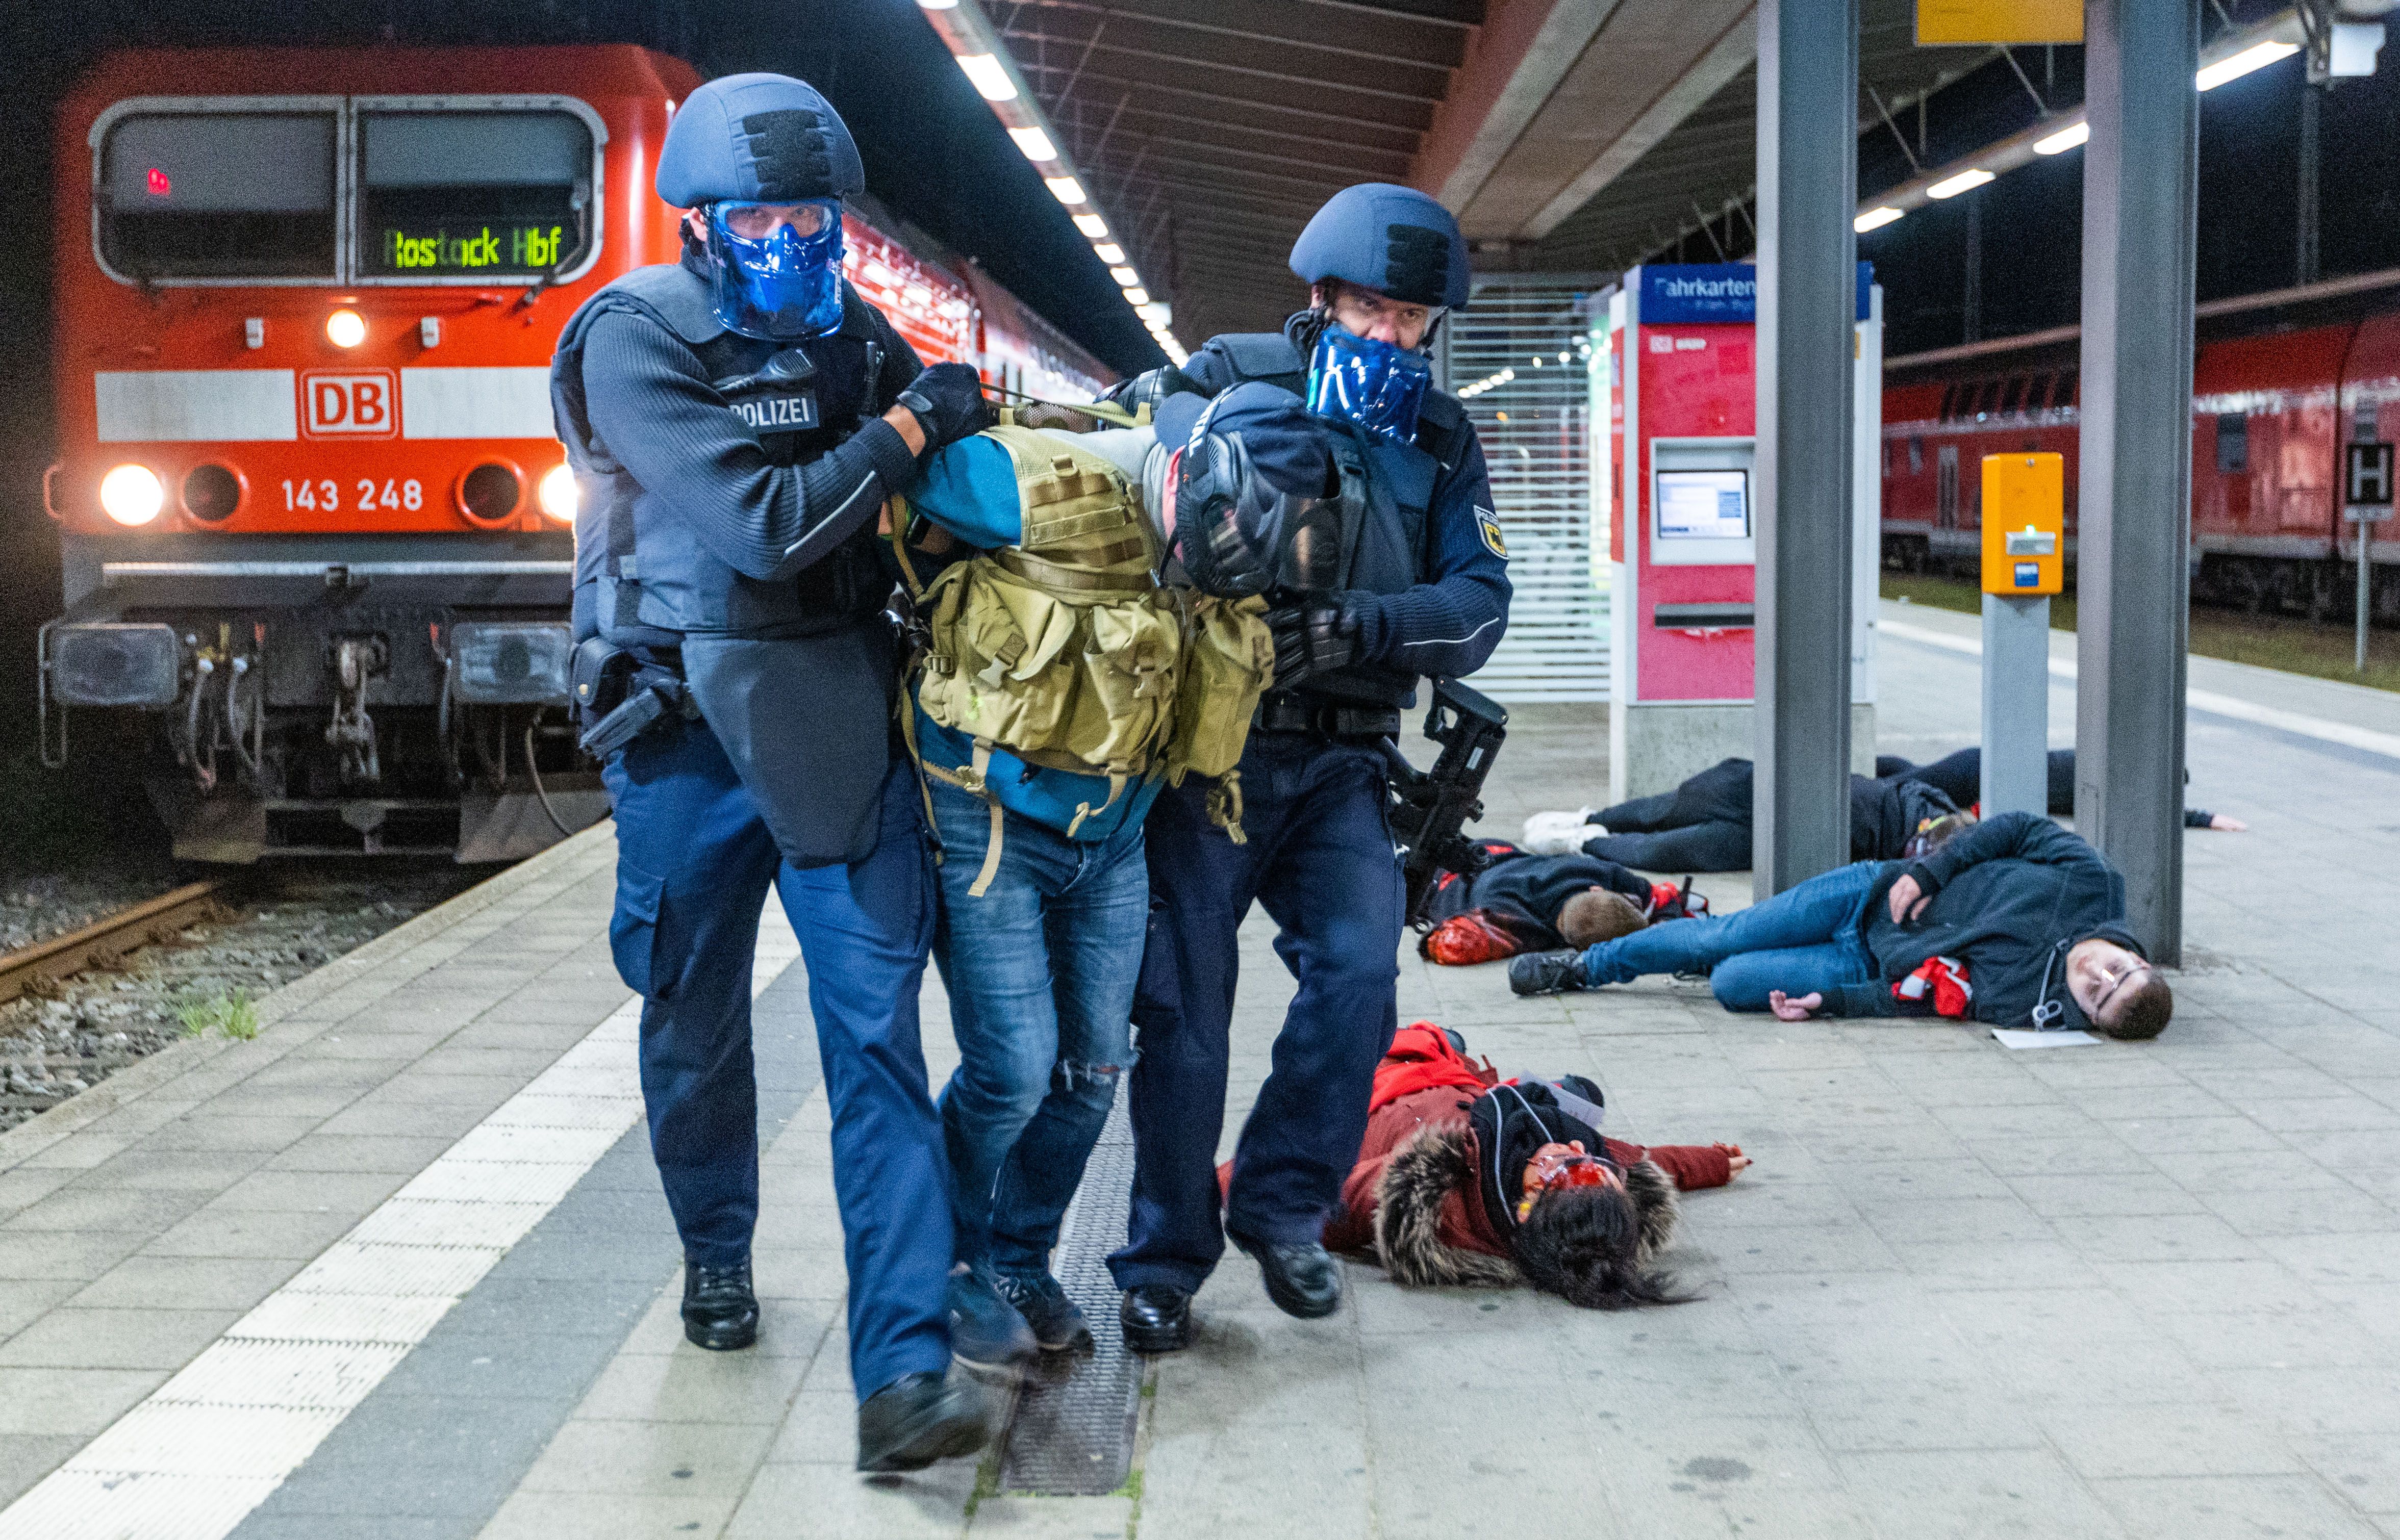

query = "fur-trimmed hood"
[1372, 1121, 1678, 1289]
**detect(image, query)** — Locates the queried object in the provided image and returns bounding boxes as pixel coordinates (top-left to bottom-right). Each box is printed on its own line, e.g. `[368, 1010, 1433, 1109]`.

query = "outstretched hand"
[2210, 813, 2249, 832]
[1887, 874, 1930, 925]
[1715, 1142, 1752, 1177]
[1768, 990, 1822, 1022]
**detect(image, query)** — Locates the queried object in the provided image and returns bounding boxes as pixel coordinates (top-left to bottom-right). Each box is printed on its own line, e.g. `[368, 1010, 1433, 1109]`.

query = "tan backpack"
[893, 422, 1274, 894]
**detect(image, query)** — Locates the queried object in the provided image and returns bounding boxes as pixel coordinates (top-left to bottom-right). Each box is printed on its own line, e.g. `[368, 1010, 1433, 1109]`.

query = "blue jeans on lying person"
[929, 779, 1149, 1277]
[1579, 859, 1887, 1011]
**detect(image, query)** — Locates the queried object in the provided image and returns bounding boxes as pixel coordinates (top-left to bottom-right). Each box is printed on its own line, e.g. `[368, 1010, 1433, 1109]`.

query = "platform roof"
[981, 0, 2005, 342]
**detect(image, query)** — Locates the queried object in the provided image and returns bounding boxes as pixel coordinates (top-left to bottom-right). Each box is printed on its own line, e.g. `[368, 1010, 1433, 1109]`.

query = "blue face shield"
[705, 199, 846, 340]
[1305, 325, 1432, 443]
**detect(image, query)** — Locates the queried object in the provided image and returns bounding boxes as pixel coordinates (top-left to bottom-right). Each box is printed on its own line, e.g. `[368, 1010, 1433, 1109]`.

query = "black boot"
[1230, 1234, 1342, 1319]
[681, 1256, 759, 1351]
[1119, 1284, 1193, 1353]
[1509, 949, 1587, 997]
[855, 1371, 990, 1473]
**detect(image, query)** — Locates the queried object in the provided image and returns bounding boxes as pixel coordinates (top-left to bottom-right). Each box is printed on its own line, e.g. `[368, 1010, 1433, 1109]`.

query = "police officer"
[1102, 185, 1511, 1349]
[549, 74, 995, 1471]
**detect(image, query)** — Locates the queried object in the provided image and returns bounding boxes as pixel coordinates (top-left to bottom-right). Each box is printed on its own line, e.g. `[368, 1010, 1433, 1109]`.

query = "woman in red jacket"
[1323, 1024, 1747, 1308]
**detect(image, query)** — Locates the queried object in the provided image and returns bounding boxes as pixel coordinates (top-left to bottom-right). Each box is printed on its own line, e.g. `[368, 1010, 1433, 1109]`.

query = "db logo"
[300, 370, 399, 439]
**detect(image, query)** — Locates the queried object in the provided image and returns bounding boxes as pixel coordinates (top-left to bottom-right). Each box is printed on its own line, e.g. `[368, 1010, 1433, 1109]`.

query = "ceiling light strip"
[915, 0, 1186, 366]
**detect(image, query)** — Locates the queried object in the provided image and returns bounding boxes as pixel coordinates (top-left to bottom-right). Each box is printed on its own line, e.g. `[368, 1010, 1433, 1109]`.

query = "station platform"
[4, 600, 2399, 1539]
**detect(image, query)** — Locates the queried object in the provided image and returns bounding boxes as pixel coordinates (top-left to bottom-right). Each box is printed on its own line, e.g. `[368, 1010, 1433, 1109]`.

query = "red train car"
[38, 47, 1109, 862]
[1881, 298, 2400, 625]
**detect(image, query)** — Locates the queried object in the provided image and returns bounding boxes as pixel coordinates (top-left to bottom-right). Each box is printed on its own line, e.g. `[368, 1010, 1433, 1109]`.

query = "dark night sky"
[2, 5, 2395, 757]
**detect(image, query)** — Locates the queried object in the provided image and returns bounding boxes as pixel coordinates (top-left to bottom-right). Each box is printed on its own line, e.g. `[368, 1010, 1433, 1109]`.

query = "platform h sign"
[1980, 453, 2064, 817]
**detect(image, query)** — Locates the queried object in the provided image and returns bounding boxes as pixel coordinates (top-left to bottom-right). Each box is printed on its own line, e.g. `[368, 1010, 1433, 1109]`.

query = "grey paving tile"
[0, 1183, 215, 1235]
[517, 1419, 778, 1498]
[65, 1253, 307, 1311]
[1838, 1447, 2129, 1539]
[208, 1168, 411, 1213]
[0, 1305, 239, 1370]
[476, 1491, 739, 1540]
[0, 1433, 86, 1508]
[0, 1366, 168, 1434]
[139, 1203, 358, 1260]
[2091, 1473, 2382, 1539]
[80, 1146, 274, 1192]
[262, 1134, 458, 1173]
[0, 1229, 148, 1282]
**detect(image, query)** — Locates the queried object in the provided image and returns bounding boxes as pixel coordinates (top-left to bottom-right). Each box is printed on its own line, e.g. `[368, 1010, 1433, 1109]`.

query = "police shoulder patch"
[1476, 507, 1509, 559]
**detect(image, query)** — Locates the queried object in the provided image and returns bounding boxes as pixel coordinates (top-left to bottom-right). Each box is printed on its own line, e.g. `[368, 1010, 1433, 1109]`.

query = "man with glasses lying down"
[1510, 811, 2174, 1042]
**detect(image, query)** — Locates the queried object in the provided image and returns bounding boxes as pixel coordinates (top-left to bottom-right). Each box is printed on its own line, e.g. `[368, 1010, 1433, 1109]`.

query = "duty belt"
[1251, 691, 1402, 740]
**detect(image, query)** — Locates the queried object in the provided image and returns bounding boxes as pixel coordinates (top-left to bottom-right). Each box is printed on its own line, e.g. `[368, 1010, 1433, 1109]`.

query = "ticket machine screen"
[1655, 469, 1751, 541]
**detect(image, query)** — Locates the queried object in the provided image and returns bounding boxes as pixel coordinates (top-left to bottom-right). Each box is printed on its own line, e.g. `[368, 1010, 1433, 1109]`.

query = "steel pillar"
[1751, 0, 1859, 897]
[2075, 0, 2197, 965]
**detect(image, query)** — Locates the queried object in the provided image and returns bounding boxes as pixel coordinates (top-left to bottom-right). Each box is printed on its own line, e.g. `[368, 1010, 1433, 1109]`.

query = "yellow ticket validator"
[1980, 452, 2065, 596]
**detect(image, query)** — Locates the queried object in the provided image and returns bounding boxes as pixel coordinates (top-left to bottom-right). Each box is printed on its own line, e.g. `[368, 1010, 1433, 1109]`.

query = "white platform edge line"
[0, 902, 802, 1540]
[1879, 617, 2400, 763]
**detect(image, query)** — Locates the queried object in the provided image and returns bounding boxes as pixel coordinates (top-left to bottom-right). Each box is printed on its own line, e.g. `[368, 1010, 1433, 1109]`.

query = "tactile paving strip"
[998, 1081, 1144, 1496]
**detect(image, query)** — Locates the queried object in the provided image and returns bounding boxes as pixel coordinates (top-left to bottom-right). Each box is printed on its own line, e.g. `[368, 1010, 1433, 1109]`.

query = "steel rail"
[0, 882, 226, 1007]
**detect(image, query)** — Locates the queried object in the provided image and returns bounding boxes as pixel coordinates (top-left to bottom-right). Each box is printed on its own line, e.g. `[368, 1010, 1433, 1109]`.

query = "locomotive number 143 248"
[281, 478, 426, 513]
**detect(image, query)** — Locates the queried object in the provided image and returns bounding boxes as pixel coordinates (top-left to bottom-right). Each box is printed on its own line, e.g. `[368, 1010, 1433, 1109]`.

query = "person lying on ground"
[1521, 757, 1965, 872]
[1875, 748, 2247, 831]
[1308, 1024, 1745, 1308]
[1417, 840, 1711, 965]
[1508, 811, 2174, 1041]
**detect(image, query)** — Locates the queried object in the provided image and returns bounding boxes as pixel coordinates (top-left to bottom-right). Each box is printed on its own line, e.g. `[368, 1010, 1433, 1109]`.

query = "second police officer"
[549, 74, 998, 1471]
[1103, 185, 1512, 1348]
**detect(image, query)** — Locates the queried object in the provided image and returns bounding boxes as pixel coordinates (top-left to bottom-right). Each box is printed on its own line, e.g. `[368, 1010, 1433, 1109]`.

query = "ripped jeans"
[929, 781, 1148, 1277]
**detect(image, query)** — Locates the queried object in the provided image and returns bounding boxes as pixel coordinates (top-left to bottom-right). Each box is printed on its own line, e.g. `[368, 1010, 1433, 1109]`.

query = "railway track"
[0, 879, 228, 1008]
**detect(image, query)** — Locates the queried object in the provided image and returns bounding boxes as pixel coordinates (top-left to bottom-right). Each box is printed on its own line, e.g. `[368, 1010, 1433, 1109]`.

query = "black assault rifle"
[1380, 678, 1509, 929]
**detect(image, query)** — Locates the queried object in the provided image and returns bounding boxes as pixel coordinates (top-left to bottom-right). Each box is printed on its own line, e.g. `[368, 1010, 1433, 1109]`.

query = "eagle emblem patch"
[1477, 508, 1509, 559]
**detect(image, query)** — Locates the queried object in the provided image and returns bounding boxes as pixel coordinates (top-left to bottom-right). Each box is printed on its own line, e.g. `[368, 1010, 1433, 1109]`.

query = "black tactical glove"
[1266, 593, 1378, 686]
[896, 362, 995, 451]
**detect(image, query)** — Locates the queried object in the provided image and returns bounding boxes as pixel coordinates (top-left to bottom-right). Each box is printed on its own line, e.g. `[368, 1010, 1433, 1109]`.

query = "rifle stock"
[1383, 678, 1509, 928]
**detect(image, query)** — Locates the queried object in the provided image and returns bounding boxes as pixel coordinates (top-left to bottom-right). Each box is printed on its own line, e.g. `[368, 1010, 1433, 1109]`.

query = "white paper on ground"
[1990, 1028, 2101, 1049]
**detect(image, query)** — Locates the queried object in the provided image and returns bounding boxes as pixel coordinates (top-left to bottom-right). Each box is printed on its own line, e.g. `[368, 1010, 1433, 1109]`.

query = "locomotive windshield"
[357, 110, 594, 279]
[97, 110, 339, 279]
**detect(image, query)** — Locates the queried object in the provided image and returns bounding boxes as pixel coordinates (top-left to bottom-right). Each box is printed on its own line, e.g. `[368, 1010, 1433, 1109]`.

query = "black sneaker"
[947, 1263, 1038, 1373]
[855, 1371, 990, 1473]
[993, 1269, 1095, 1353]
[1509, 949, 1587, 997]
[681, 1257, 760, 1351]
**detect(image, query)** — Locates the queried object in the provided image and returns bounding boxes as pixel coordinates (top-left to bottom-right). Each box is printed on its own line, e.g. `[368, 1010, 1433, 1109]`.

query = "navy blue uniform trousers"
[1108, 731, 1405, 1293]
[603, 716, 953, 1399]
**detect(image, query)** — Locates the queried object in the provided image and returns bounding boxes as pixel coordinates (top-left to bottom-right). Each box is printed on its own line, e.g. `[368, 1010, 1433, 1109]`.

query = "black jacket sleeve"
[578, 311, 922, 581]
[1356, 426, 1511, 679]
[1902, 810, 2103, 897]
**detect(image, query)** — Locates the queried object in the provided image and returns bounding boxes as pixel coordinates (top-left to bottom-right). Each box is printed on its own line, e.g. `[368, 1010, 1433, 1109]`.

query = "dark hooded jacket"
[1615, 757, 1959, 862]
[1825, 811, 2144, 1030]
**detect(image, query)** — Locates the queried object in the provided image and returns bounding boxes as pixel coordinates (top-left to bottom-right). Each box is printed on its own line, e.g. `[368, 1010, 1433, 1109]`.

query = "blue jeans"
[603, 717, 953, 1400]
[1108, 733, 1405, 1294]
[1581, 859, 1887, 1011]
[929, 782, 1148, 1276]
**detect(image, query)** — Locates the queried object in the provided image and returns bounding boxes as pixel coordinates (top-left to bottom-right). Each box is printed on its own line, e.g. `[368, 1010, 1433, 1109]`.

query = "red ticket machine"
[1603, 264, 1882, 801]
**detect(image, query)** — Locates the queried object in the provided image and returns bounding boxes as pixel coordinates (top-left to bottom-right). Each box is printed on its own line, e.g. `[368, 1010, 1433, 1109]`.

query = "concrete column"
[1752, 0, 1859, 897]
[2076, 0, 2197, 964]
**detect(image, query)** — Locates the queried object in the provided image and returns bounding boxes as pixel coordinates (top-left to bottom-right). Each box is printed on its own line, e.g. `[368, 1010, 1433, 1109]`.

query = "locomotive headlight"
[538, 464, 579, 523]
[325, 308, 368, 348]
[99, 464, 165, 526]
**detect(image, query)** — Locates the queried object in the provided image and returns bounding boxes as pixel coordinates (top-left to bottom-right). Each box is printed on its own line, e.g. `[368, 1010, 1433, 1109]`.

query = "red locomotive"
[38, 46, 1107, 862]
[1881, 290, 2400, 624]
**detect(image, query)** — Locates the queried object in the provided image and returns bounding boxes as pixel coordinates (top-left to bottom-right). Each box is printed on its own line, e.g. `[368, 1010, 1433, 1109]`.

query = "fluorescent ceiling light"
[956, 54, 1017, 101]
[1073, 214, 1108, 238]
[2197, 40, 2298, 90]
[1109, 266, 1140, 286]
[1854, 207, 1904, 233]
[1044, 176, 1087, 206]
[1123, 288, 1151, 306]
[1136, 301, 1172, 323]
[1094, 243, 1125, 263]
[2034, 120, 2090, 155]
[1007, 126, 1056, 161]
[917, 0, 958, 8]
[1926, 168, 1994, 199]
